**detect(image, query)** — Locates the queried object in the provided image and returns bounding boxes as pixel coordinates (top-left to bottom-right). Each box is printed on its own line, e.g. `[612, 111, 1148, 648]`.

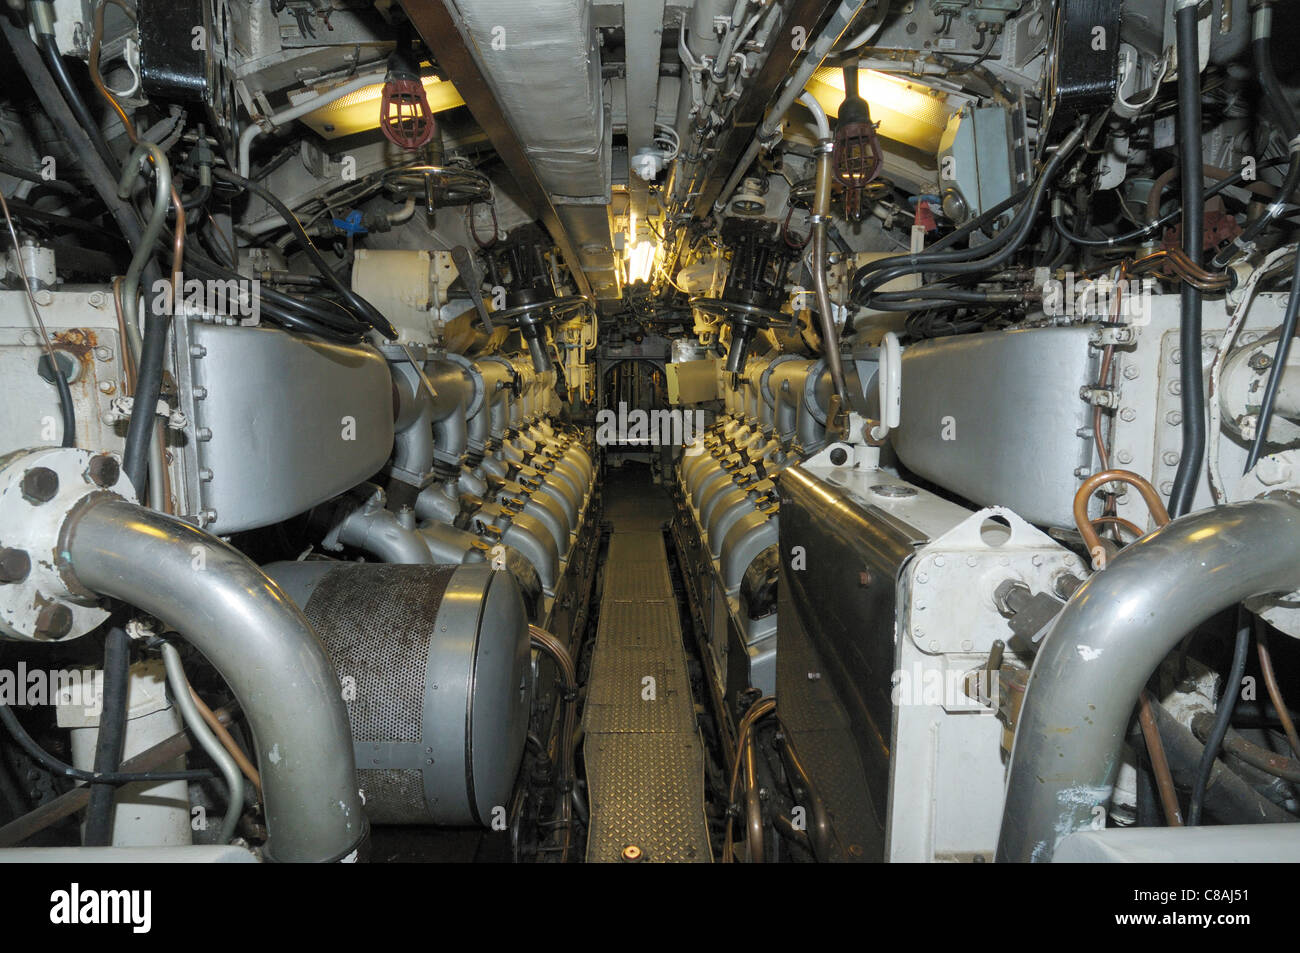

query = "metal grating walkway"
[583, 475, 711, 862]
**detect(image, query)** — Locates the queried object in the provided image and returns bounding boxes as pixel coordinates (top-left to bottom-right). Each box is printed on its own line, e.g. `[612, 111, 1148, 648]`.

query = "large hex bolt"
[0, 548, 31, 584]
[20, 467, 59, 504]
[34, 604, 73, 639]
[85, 454, 120, 488]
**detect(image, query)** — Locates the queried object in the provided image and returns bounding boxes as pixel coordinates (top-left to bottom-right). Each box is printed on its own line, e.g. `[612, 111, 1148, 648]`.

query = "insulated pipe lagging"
[996, 493, 1300, 863]
[65, 498, 367, 863]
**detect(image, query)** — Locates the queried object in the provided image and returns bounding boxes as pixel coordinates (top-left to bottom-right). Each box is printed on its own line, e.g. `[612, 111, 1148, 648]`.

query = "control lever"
[451, 245, 494, 332]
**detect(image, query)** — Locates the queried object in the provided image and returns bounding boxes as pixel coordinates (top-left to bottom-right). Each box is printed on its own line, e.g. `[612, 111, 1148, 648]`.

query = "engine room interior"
[1, 0, 1300, 869]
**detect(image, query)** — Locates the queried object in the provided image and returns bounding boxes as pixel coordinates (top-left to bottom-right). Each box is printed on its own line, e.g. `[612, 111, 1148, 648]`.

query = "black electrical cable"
[1187, 612, 1252, 826]
[0, 157, 81, 196]
[0, 703, 214, 785]
[852, 120, 1089, 304]
[180, 182, 211, 212]
[849, 186, 1031, 295]
[1253, 3, 1300, 142]
[0, 15, 167, 497]
[0, 188, 76, 447]
[1168, 0, 1205, 520]
[1245, 250, 1300, 471]
[1213, 147, 1300, 269]
[179, 249, 369, 343]
[1052, 158, 1291, 249]
[28, 0, 116, 172]
[83, 626, 130, 845]
[866, 298, 992, 312]
[251, 144, 297, 182]
[30, 11, 117, 174]
[211, 167, 398, 340]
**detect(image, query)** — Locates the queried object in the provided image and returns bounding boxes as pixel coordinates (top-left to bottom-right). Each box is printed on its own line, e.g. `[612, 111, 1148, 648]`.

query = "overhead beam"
[690, 0, 840, 219]
[625, 0, 666, 225]
[400, 0, 595, 298]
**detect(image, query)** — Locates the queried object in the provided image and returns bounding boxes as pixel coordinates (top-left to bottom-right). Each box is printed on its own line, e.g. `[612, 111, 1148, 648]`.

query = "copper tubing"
[110, 277, 137, 394]
[1191, 711, 1300, 783]
[1073, 469, 1171, 558]
[723, 695, 775, 863]
[529, 625, 577, 862]
[1256, 625, 1300, 759]
[1146, 163, 1281, 224]
[189, 687, 261, 795]
[1129, 248, 1231, 292]
[775, 721, 835, 861]
[1137, 691, 1184, 825]
[1092, 515, 1145, 540]
[1093, 345, 1115, 471]
[1073, 471, 1180, 830]
[89, 0, 138, 141]
[743, 727, 763, 863]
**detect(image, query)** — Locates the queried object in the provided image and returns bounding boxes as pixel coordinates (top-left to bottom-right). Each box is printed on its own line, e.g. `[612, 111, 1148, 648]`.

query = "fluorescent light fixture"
[294, 76, 465, 139]
[627, 241, 656, 284]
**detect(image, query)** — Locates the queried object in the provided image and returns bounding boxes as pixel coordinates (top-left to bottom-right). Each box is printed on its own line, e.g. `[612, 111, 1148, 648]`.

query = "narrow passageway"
[582, 466, 711, 862]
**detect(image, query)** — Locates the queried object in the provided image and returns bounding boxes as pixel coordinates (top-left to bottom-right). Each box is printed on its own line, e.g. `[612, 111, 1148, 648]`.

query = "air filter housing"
[266, 562, 531, 827]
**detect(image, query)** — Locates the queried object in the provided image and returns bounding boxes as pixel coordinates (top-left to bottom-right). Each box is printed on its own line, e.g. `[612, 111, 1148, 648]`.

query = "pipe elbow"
[997, 493, 1300, 862]
[64, 497, 366, 863]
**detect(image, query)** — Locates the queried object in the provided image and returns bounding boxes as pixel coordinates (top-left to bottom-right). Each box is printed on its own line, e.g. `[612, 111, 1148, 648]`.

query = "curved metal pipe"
[996, 493, 1300, 863]
[416, 482, 461, 524]
[65, 498, 366, 863]
[744, 728, 764, 863]
[417, 520, 481, 563]
[801, 92, 849, 409]
[433, 396, 469, 470]
[391, 361, 436, 481]
[336, 503, 434, 565]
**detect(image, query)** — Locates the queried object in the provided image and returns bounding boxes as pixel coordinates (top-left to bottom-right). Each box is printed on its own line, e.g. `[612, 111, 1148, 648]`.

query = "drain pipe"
[64, 497, 367, 863]
[801, 92, 849, 408]
[996, 493, 1300, 863]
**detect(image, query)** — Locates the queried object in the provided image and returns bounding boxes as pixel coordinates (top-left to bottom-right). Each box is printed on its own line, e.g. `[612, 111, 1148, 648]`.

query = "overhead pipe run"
[714, 0, 870, 217]
[996, 493, 1300, 863]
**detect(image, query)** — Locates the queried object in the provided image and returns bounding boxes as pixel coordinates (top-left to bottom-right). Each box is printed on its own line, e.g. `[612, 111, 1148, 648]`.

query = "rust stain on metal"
[52, 328, 98, 368]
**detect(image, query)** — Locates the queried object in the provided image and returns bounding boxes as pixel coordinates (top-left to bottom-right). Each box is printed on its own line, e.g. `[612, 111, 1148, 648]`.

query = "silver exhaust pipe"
[996, 493, 1300, 862]
[65, 497, 366, 863]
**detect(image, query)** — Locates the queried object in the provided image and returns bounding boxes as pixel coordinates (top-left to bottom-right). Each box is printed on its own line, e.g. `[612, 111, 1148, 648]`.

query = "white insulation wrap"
[452, 0, 609, 202]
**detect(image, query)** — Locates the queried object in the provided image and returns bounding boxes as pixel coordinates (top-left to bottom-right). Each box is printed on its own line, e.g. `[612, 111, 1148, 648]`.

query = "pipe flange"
[0, 447, 136, 641]
[802, 357, 830, 425]
[441, 352, 486, 420]
[759, 354, 805, 409]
